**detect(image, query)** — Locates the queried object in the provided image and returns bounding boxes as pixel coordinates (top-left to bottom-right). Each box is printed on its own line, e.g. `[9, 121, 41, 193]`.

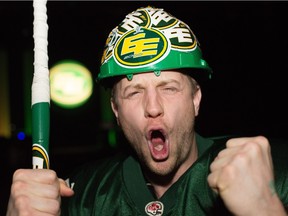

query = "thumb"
[59, 178, 74, 197]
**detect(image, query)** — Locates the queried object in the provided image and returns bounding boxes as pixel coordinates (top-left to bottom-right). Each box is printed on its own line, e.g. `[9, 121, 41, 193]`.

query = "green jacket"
[61, 135, 288, 215]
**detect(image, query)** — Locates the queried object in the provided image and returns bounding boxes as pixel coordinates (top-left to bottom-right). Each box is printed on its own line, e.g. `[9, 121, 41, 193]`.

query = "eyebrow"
[123, 83, 142, 93]
[158, 79, 181, 86]
[122, 78, 181, 93]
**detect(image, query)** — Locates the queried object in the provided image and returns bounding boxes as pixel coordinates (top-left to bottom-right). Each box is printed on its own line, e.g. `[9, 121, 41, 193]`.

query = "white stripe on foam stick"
[32, 0, 50, 105]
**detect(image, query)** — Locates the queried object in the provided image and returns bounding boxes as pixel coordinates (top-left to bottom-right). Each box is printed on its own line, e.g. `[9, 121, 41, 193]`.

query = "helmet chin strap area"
[126, 70, 161, 81]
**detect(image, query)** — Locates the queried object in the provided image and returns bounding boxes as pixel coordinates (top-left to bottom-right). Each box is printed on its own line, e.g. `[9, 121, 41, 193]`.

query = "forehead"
[116, 71, 189, 87]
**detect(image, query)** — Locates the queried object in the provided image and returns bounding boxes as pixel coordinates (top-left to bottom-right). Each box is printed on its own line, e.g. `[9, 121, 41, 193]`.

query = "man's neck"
[145, 144, 198, 199]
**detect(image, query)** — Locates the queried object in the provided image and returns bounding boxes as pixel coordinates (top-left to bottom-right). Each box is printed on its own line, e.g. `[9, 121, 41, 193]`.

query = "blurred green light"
[50, 60, 93, 108]
[108, 129, 117, 148]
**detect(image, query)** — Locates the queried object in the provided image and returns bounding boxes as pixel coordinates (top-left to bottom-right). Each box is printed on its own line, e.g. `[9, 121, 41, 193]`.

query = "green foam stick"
[32, 0, 50, 169]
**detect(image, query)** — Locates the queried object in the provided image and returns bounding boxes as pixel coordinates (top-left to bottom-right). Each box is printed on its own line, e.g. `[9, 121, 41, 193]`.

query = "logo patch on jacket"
[145, 201, 164, 216]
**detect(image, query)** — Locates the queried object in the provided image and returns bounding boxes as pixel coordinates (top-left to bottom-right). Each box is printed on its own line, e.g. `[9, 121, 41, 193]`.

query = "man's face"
[111, 71, 201, 176]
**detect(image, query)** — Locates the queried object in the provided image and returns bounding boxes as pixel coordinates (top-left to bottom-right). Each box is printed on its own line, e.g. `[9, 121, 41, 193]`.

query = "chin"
[149, 160, 175, 177]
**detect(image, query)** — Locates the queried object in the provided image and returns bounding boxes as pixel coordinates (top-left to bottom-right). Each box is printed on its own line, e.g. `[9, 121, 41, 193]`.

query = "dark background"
[1, 1, 288, 214]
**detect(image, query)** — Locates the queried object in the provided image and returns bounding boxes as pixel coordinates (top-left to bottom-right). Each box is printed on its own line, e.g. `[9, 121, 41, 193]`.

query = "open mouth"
[151, 130, 166, 150]
[148, 129, 169, 160]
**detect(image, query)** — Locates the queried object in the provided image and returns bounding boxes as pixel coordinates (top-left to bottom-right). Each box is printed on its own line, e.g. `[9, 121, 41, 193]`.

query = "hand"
[6, 169, 74, 216]
[207, 136, 287, 216]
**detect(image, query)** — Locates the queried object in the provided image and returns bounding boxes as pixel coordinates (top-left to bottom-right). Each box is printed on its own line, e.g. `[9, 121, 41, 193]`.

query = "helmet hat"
[98, 6, 212, 87]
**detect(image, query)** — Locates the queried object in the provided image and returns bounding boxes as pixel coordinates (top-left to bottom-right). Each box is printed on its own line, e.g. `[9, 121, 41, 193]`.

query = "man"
[6, 6, 288, 216]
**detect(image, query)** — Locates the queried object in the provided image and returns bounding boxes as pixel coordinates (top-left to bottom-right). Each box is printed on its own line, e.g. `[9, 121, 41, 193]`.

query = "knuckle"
[13, 169, 26, 180]
[14, 194, 30, 211]
[233, 152, 248, 164]
[49, 185, 61, 199]
[46, 170, 58, 183]
[255, 135, 270, 149]
[11, 181, 26, 196]
[50, 199, 61, 215]
[217, 149, 226, 158]
[245, 142, 262, 155]
[244, 136, 270, 155]
[222, 164, 236, 178]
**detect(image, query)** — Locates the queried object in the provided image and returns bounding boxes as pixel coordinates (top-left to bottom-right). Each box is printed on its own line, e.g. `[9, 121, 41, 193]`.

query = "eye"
[163, 87, 177, 94]
[165, 87, 175, 91]
[125, 90, 141, 99]
[129, 91, 139, 96]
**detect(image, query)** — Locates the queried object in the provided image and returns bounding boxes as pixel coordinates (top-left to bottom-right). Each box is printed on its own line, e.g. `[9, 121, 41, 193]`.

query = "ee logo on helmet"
[114, 27, 168, 67]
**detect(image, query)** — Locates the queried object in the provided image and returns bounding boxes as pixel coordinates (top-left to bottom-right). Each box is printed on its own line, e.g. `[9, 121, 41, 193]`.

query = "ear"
[110, 97, 119, 125]
[193, 87, 202, 116]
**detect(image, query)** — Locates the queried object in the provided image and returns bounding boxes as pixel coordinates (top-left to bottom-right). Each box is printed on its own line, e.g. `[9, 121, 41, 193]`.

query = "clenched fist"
[208, 136, 287, 216]
[6, 169, 74, 216]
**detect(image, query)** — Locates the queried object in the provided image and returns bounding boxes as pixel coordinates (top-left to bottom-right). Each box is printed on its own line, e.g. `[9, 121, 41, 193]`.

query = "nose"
[144, 89, 163, 118]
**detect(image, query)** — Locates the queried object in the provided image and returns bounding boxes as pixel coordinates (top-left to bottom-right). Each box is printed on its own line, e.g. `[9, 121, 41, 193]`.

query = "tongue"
[152, 137, 164, 150]
[150, 136, 168, 160]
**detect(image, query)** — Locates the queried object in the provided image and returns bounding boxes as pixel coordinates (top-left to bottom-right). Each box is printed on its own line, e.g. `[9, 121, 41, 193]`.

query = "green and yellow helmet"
[98, 6, 212, 88]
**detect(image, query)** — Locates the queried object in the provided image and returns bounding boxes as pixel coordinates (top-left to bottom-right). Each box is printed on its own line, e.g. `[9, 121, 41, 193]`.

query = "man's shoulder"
[61, 152, 131, 213]
[198, 135, 231, 159]
[269, 137, 288, 161]
[266, 137, 288, 204]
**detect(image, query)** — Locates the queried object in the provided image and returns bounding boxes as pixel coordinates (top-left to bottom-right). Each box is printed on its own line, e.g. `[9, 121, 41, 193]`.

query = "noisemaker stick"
[32, 0, 50, 169]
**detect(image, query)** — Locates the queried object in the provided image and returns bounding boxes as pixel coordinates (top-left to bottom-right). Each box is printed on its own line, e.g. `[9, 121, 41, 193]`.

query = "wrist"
[253, 195, 287, 216]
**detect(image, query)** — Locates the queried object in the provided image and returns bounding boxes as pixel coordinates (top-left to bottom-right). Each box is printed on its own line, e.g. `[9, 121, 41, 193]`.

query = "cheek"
[117, 103, 143, 129]
[117, 107, 146, 151]
[169, 97, 195, 117]
[170, 101, 196, 132]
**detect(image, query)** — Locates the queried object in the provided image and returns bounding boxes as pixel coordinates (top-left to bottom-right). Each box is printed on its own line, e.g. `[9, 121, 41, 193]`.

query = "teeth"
[154, 144, 164, 151]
